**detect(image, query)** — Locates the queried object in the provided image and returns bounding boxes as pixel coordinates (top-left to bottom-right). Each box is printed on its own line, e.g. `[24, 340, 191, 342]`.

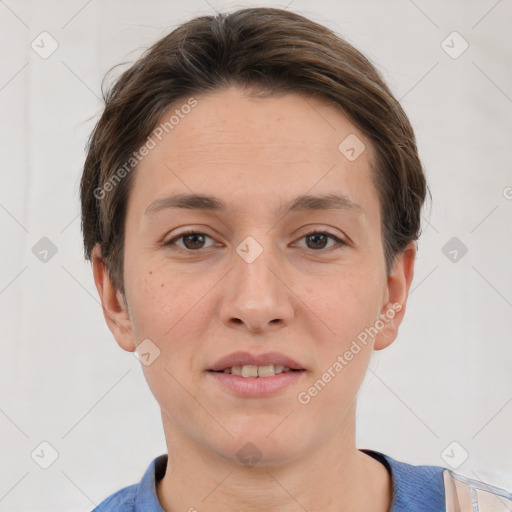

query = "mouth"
[208, 364, 305, 378]
[207, 351, 306, 375]
[206, 351, 307, 397]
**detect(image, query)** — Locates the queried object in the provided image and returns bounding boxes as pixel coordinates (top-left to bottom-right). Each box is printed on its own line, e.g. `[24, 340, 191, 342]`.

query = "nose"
[218, 238, 295, 333]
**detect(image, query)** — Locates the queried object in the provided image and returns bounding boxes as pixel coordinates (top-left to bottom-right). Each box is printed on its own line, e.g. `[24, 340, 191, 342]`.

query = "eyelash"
[163, 229, 347, 252]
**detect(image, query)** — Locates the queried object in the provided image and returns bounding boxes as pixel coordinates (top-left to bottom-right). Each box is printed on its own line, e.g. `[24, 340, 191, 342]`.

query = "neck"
[156, 408, 392, 512]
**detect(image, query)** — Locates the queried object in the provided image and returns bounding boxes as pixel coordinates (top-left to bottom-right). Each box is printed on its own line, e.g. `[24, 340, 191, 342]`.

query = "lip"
[207, 351, 306, 372]
[207, 370, 306, 397]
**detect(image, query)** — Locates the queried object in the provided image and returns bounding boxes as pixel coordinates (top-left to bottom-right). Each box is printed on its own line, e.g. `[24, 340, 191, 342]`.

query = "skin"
[92, 85, 416, 511]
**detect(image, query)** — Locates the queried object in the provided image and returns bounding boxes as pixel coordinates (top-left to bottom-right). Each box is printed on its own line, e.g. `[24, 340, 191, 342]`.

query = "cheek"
[303, 272, 382, 345]
[130, 277, 192, 340]
[298, 280, 379, 414]
[128, 269, 209, 395]
[126, 260, 220, 367]
[124, 257, 186, 341]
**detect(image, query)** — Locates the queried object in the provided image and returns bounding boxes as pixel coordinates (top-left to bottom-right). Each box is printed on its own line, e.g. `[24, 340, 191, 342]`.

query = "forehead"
[129, 86, 379, 222]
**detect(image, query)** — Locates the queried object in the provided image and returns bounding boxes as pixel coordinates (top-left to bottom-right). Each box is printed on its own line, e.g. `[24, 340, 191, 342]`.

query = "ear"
[91, 244, 136, 352]
[374, 241, 416, 351]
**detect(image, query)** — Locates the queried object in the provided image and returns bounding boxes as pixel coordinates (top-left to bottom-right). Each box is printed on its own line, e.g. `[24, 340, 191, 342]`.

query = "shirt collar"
[135, 449, 445, 511]
[361, 448, 445, 512]
[134, 453, 166, 511]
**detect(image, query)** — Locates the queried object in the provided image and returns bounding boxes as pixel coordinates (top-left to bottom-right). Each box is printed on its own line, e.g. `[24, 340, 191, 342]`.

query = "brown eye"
[297, 230, 346, 251]
[165, 231, 214, 251]
[164, 229, 346, 253]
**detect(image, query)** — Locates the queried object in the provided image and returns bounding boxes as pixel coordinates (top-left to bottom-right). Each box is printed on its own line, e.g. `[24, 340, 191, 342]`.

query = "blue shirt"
[91, 449, 510, 511]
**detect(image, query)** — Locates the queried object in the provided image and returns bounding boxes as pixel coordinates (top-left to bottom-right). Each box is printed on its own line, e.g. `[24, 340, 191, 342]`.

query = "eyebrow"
[145, 192, 365, 217]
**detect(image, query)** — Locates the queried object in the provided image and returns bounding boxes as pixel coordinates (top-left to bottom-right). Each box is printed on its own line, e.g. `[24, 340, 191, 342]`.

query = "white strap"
[443, 469, 512, 512]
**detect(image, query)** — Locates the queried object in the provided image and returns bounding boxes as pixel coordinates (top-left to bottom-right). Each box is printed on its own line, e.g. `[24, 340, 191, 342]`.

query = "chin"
[211, 422, 309, 467]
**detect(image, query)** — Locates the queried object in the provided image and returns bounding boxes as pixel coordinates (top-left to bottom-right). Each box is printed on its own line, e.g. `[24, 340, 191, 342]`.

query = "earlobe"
[91, 244, 136, 352]
[374, 242, 416, 351]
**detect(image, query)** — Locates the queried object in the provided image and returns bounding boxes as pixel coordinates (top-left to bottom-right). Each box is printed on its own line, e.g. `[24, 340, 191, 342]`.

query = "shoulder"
[90, 454, 168, 512]
[91, 483, 137, 512]
[443, 468, 512, 511]
[363, 449, 512, 512]
[376, 450, 446, 512]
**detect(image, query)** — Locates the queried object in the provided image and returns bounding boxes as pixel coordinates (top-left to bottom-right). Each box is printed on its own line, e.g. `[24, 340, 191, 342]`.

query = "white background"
[1, 0, 511, 510]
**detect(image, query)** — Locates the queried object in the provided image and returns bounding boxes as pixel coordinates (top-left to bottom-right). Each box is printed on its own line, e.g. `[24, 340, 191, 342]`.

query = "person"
[80, 7, 512, 512]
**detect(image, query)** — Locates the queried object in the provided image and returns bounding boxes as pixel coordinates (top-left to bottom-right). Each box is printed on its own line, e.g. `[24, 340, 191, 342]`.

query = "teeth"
[257, 365, 275, 377]
[241, 365, 258, 377]
[231, 366, 242, 376]
[223, 364, 293, 377]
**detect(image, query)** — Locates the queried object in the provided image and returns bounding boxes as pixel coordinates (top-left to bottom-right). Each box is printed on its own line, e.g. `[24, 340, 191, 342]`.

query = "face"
[94, 85, 414, 466]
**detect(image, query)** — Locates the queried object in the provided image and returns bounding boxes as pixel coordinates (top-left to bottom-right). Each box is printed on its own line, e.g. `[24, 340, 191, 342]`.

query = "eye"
[295, 230, 346, 251]
[163, 229, 347, 252]
[164, 230, 216, 251]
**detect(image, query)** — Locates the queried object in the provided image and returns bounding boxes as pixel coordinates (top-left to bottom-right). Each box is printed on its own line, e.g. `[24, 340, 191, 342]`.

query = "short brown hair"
[81, 7, 428, 296]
